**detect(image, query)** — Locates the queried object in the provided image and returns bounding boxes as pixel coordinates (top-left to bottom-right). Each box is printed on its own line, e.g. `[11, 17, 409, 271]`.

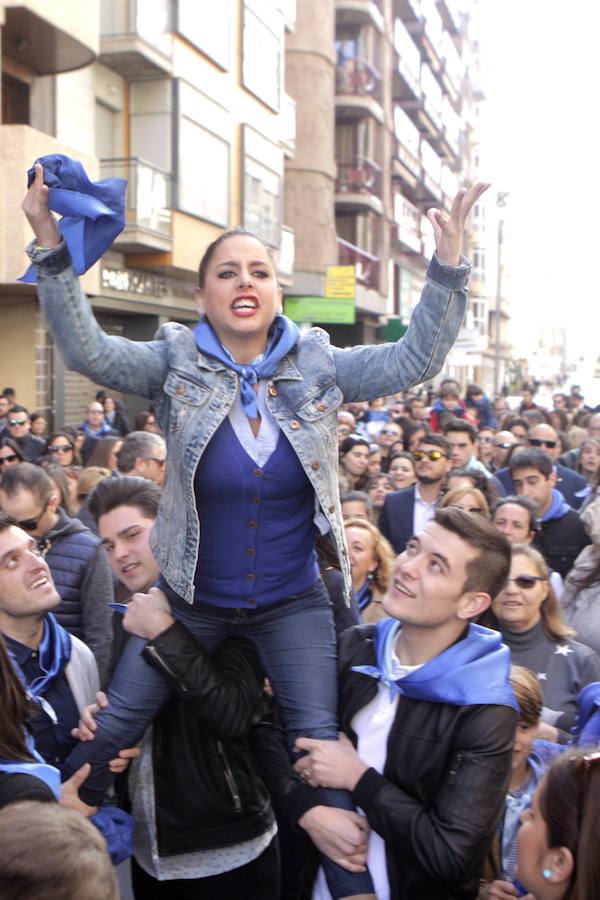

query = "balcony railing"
[336, 57, 382, 104]
[337, 238, 380, 291]
[100, 0, 171, 76]
[100, 158, 172, 243]
[336, 156, 382, 198]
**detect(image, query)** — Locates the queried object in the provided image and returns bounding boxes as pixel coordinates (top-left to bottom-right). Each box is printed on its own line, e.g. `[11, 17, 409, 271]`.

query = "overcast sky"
[475, 0, 598, 388]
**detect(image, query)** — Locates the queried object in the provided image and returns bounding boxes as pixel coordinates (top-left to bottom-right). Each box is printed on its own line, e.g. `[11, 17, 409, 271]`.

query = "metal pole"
[494, 192, 508, 395]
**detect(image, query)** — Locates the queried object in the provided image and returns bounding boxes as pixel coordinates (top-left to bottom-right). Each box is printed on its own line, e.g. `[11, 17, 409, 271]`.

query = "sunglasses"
[506, 574, 547, 590]
[48, 444, 73, 454]
[381, 428, 399, 436]
[0, 454, 18, 464]
[413, 450, 448, 461]
[17, 499, 50, 532]
[478, 436, 494, 443]
[494, 442, 513, 449]
[529, 438, 557, 449]
[145, 457, 166, 467]
[8, 418, 27, 426]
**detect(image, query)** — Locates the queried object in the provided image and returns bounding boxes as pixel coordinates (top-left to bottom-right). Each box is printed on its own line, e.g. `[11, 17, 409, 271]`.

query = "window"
[175, 0, 231, 69]
[175, 80, 230, 226]
[243, 126, 282, 246]
[242, 0, 282, 111]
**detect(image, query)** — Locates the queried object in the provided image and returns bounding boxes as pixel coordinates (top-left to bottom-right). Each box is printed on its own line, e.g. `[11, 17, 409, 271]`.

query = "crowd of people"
[0, 165, 598, 900]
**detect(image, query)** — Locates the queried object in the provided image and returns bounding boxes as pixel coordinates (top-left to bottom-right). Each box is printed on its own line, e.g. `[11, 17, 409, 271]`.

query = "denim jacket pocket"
[293, 383, 344, 422]
[163, 370, 212, 433]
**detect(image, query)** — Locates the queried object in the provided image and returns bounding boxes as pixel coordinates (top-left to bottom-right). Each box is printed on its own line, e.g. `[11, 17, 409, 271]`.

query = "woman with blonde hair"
[484, 543, 600, 743]
[440, 484, 490, 518]
[344, 517, 395, 624]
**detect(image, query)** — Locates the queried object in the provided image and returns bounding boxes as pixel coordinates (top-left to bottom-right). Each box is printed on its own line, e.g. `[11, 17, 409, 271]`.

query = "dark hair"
[134, 410, 156, 431]
[0, 629, 38, 763]
[7, 404, 28, 417]
[492, 495, 539, 534]
[116, 432, 165, 474]
[88, 475, 162, 524]
[45, 431, 82, 467]
[38, 460, 73, 516]
[538, 749, 600, 900]
[0, 437, 25, 463]
[367, 473, 395, 492]
[506, 415, 529, 433]
[445, 467, 500, 511]
[197, 228, 277, 289]
[509, 448, 553, 477]
[418, 433, 452, 456]
[405, 421, 430, 446]
[466, 384, 484, 399]
[86, 435, 122, 470]
[509, 665, 543, 726]
[550, 408, 570, 432]
[0, 462, 53, 505]
[433, 506, 511, 599]
[443, 418, 477, 443]
[388, 450, 416, 470]
[339, 435, 370, 457]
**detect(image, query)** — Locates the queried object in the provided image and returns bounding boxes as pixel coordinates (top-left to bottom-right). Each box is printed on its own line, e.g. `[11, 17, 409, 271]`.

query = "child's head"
[510, 665, 543, 775]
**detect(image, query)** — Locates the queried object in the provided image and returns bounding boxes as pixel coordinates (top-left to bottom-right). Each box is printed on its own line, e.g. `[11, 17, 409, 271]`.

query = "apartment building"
[285, 0, 477, 353]
[0, 0, 296, 425]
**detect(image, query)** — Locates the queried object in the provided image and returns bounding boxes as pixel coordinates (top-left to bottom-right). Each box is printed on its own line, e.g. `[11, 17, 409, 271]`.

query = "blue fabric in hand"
[20, 154, 126, 283]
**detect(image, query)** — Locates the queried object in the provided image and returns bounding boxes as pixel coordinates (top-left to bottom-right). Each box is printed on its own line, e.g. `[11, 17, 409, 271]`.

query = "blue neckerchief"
[91, 808, 134, 866]
[20, 154, 126, 283]
[0, 732, 61, 799]
[432, 397, 463, 416]
[352, 619, 518, 708]
[6, 614, 72, 724]
[542, 488, 572, 522]
[355, 581, 371, 611]
[193, 314, 300, 418]
[575, 681, 600, 746]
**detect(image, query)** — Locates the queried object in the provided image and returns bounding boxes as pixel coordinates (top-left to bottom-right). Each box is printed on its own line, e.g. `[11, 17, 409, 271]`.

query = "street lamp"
[494, 191, 509, 396]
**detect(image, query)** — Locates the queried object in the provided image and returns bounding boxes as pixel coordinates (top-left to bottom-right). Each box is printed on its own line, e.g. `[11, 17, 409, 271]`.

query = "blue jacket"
[378, 486, 416, 554]
[29, 241, 470, 603]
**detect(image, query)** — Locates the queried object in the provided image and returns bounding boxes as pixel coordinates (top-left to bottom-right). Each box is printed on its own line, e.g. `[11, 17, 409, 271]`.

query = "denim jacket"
[28, 241, 470, 603]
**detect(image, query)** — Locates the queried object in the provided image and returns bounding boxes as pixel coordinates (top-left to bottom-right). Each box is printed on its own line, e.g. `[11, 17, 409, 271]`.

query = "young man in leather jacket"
[284, 508, 518, 899]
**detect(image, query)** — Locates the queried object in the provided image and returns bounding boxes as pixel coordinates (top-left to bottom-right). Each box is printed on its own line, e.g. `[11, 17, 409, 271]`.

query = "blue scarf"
[353, 618, 518, 708]
[355, 581, 372, 611]
[20, 154, 126, 283]
[193, 314, 300, 418]
[542, 488, 572, 522]
[6, 614, 72, 724]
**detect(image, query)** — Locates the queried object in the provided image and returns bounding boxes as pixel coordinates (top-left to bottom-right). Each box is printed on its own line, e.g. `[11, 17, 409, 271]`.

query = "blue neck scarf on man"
[353, 618, 517, 708]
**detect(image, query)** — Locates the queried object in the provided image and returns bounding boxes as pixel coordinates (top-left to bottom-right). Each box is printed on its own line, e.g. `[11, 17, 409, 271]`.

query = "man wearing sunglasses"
[489, 431, 518, 472]
[379, 435, 452, 554]
[495, 424, 588, 510]
[5, 405, 45, 464]
[0, 464, 114, 684]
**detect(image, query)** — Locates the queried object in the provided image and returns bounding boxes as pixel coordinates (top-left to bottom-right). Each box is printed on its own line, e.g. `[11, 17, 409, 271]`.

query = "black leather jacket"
[260, 625, 517, 900]
[141, 621, 275, 856]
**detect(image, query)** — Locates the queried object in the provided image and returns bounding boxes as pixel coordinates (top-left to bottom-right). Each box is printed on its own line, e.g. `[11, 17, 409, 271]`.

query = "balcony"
[335, 156, 384, 216]
[405, 17, 442, 74]
[338, 238, 380, 291]
[399, 95, 441, 142]
[436, 0, 461, 35]
[393, 0, 421, 24]
[99, 158, 172, 253]
[99, 0, 172, 79]
[2, 2, 97, 74]
[392, 141, 421, 195]
[335, 0, 384, 33]
[335, 57, 384, 123]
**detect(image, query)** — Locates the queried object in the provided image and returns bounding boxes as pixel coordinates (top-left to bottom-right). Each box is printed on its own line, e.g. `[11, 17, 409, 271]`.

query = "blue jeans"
[65, 578, 373, 897]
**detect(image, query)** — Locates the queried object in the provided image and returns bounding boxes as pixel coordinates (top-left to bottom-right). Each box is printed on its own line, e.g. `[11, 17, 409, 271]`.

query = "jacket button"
[247, 573, 255, 582]
[329, 505, 335, 513]
[251, 496, 260, 504]
[290, 420, 300, 429]
[312, 461, 320, 470]
[269, 386, 278, 396]
[246, 548, 255, 557]
[254, 468, 263, 478]
[176, 385, 184, 395]
[317, 403, 326, 412]
[248, 597, 256, 605]
[248, 521, 257, 529]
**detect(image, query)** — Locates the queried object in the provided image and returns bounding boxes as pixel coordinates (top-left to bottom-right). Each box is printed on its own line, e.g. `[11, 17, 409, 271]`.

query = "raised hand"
[22, 162, 61, 249]
[427, 182, 490, 267]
